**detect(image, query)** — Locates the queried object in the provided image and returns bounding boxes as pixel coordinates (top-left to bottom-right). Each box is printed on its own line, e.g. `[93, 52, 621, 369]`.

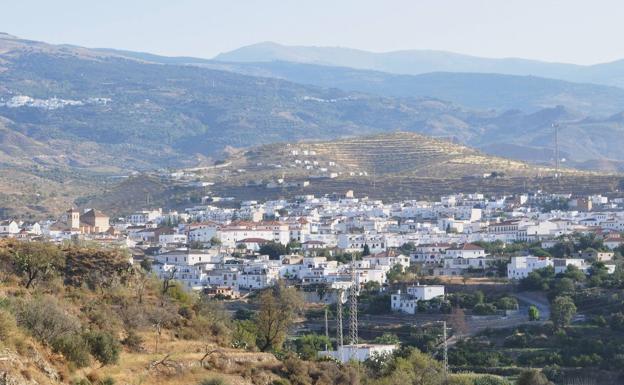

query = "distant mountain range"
[214, 42, 624, 88]
[3, 33, 624, 215]
[193, 61, 624, 116]
[102, 45, 624, 116]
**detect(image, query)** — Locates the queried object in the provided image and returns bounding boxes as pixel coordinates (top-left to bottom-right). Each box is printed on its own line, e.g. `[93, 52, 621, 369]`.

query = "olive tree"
[7, 242, 64, 288]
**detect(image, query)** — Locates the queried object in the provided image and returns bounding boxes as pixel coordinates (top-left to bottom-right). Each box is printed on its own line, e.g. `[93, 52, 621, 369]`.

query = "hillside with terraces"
[231, 132, 583, 180]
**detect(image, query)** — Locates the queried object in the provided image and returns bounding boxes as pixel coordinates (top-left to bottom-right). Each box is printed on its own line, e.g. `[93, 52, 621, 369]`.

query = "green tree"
[363, 280, 381, 293]
[386, 263, 405, 283]
[370, 348, 445, 385]
[550, 296, 577, 330]
[553, 277, 575, 296]
[231, 320, 257, 350]
[528, 305, 540, 321]
[209, 236, 222, 247]
[255, 281, 303, 351]
[496, 296, 518, 311]
[563, 265, 585, 283]
[6, 242, 64, 288]
[362, 244, 371, 256]
[258, 242, 289, 260]
[294, 333, 331, 359]
[374, 332, 400, 345]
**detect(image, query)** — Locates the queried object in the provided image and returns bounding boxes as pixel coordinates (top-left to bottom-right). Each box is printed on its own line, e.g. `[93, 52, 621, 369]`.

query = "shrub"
[473, 375, 511, 385]
[84, 331, 121, 366]
[51, 333, 91, 368]
[84, 373, 114, 385]
[231, 320, 257, 350]
[473, 303, 497, 315]
[86, 371, 101, 384]
[122, 330, 144, 352]
[0, 309, 17, 343]
[199, 378, 227, 385]
[610, 312, 624, 331]
[13, 295, 81, 344]
[178, 305, 194, 320]
[516, 369, 553, 385]
[294, 333, 331, 360]
[495, 297, 518, 311]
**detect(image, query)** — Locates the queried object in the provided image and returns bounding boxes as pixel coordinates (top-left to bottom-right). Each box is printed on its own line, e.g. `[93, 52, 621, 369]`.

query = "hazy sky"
[2, 0, 622, 65]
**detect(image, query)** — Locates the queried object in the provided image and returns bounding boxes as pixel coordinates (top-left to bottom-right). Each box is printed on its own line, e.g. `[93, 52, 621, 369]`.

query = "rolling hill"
[85, 133, 624, 215]
[214, 42, 624, 88]
[2, 33, 624, 216]
[228, 131, 561, 179]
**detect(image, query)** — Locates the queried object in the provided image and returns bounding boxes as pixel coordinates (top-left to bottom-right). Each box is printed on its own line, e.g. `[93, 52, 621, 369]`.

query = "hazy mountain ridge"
[192, 60, 624, 116]
[214, 42, 624, 88]
[3, 34, 624, 170]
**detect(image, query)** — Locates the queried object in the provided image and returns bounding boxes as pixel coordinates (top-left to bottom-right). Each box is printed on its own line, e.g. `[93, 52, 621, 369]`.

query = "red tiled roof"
[449, 243, 484, 251]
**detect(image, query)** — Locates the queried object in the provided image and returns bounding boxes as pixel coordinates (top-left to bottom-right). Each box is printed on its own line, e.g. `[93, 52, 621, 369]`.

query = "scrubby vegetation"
[3, 239, 613, 385]
[0, 240, 439, 385]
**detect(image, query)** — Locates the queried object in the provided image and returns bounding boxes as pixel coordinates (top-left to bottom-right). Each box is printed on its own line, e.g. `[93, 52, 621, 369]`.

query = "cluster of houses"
[1, 190, 623, 301]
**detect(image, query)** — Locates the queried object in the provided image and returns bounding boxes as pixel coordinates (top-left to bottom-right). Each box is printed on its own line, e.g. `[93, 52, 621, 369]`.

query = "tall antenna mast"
[553, 123, 560, 178]
[349, 254, 359, 347]
[443, 321, 449, 380]
[336, 289, 344, 361]
[324, 307, 329, 351]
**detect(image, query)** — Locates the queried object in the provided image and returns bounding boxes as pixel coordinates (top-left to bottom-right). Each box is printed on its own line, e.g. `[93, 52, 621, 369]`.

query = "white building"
[391, 285, 445, 314]
[406, 285, 445, 301]
[0, 220, 19, 236]
[158, 233, 188, 246]
[128, 209, 162, 225]
[445, 243, 486, 259]
[554, 258, 589, 274]
[391, 291, 418, 314]
[337, 233, 387, 254]
[217, 221, 290, 248]
[507, 256, 554, 279]
[318, 344, 397, 363]
[188, 222, 220, 243]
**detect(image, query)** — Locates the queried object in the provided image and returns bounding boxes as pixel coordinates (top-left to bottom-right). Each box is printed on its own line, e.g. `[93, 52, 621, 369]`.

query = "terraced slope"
[235, 132, 577, 179]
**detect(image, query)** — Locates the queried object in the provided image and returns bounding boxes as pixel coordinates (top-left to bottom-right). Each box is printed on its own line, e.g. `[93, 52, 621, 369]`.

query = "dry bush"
[13, 295, 81, 344]
[85, 301, 124, 336]
[0, 308, 17, 343]
[86, 371, 102, 384]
